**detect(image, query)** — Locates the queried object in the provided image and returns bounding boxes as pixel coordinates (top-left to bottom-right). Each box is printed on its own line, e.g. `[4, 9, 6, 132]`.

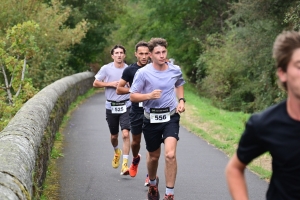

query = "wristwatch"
[178, 98, 186, 103]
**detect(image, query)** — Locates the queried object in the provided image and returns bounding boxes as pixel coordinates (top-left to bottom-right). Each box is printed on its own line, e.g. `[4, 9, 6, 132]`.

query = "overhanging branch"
[1, 64, 13, 105]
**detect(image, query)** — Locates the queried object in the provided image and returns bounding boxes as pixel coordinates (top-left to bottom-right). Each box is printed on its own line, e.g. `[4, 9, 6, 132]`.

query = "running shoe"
[129, 154, 141, 177]
[147, 176, 159, 200]
[144, 174, 150, 187]
[120, 162, 129, 175]
[112, 148, 122, 169]
[163, 194, 174, 200]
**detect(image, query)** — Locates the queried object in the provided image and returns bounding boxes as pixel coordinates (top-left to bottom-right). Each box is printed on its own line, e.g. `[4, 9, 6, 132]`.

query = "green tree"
[284, 1, 300, 30]
[60, 0, 128, 72]
[196, 0, 295, 112]
[27, 0, 88, 89]
[0, 0, 89, 130]
[0, 21, 39, 130]
[108, 0, 235, 82]
[0, 0, 89, 89]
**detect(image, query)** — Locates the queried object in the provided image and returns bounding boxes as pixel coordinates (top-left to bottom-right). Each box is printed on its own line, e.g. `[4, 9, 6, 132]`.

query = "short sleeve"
[236, 114, 267, 165]
[121, 66, 131, 82]
[94, 66, 106, 81]
[175, 68, 185, 88]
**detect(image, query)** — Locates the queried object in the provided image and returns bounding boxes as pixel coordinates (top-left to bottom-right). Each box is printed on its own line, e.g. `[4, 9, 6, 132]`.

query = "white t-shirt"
[95, 62, 131, 109]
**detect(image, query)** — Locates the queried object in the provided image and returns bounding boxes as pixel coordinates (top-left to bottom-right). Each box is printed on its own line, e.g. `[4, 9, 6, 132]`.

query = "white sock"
[123, 155, 129, 159]
[114, 146, 119, 150]
[149, 178, 157, 185]
[166, 187, 174, 195]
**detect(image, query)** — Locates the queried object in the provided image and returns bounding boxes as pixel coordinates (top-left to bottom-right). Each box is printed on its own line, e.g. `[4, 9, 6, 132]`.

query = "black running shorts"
[142, 113, 180, 152]
[129, 109, 143, 135]
[106, 108, 130, 135]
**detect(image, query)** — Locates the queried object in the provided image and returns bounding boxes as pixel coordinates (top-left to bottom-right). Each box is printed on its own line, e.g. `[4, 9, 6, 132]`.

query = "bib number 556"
[150, 113, 170, 123]
[155, 115, 166, 120]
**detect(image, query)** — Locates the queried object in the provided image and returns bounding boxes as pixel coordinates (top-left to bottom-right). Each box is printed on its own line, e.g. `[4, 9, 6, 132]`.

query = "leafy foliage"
[196, 0, 292, 112]
[284, 1, 300, 30]
[27, 0, 88, 89]
[0, 21, 39, 130]
[0, 0, 88, 131]
[61, 0, 128, 72]
[108, 0, 234, 77]
[2, 0, 300, 131]
[106, 0, 298, 113]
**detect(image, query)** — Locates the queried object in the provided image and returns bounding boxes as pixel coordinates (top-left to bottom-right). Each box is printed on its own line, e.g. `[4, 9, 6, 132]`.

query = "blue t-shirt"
[130, 63, 185, 113]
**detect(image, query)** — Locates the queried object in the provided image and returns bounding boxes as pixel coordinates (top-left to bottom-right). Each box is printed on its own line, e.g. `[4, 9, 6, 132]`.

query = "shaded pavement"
[58, 91, 268, 200]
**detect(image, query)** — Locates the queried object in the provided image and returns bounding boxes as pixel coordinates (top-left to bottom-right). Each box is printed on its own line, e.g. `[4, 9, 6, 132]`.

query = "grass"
[180, 84, 249, 155]
[180, 83, 272, 180]
[40, 132, 63, 200]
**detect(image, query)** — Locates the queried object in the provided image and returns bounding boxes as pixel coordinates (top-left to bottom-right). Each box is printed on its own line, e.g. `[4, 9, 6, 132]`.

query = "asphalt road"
[58, 91, 268, 200]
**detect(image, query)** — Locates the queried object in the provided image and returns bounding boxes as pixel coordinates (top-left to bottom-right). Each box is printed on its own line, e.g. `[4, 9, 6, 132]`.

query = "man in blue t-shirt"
[226, 31, 300, 200]
[130, 38, 186, 200]
[116, 41, 150, 186]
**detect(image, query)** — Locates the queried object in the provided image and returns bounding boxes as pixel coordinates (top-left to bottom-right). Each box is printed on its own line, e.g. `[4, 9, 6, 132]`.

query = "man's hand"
[176, 101, 185, 113]
[149, 89, 162, 99]
[110, 81, 119, 88]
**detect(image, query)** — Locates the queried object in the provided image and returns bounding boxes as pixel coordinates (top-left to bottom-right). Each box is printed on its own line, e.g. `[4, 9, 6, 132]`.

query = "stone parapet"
[0, 71, 95, 199]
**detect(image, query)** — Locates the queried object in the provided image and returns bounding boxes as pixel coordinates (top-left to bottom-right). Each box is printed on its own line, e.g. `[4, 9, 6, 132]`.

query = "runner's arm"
[93, 79, 119, 88]
[130, 89, 162, 103]
[116, 79, 130, 95]
[130, 93, 151, 103]
[176, 85, 185, 113]
[176, 85, 184, 100]
[225, 153, 248, 200]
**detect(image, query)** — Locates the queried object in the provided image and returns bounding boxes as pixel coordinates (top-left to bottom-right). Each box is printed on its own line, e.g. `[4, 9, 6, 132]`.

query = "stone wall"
[0, 71, 95, 200]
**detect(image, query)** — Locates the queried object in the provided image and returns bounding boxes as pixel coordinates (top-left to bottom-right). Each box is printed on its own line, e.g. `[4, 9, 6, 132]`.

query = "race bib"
[139, 102, 143, 107]
[111, 102, 127, 114]
[149, 108, 170, 123]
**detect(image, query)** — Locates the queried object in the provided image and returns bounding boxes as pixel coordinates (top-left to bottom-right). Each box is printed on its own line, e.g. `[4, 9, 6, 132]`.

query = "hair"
[135, 41, 148, 52]
[110, 45, 126, 55]
[148, 38, 168, 52]
[273, 31, 300, 90]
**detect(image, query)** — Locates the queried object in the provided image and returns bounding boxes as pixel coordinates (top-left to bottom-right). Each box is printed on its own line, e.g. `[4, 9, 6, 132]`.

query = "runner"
[116, 41, 150, 186]
[225, 30, 300, 200]
[130, 38, 186, 200]
[93, 45, 131, 176]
